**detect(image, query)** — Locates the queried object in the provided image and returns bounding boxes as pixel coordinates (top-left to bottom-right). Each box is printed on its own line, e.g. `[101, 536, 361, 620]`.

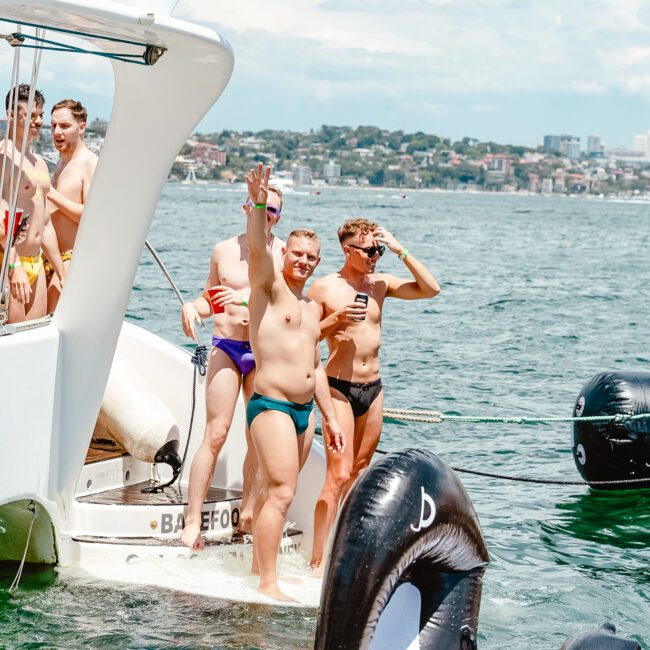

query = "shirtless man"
[245, 163, 344, 601]
[45, 98, 98, 311]
[0, 84, 63, 324]
[309, 217, 440, 569]
[179, 186, 285, 549]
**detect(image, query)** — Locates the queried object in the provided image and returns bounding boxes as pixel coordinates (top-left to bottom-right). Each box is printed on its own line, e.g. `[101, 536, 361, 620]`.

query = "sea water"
[1, 186, 649, 648]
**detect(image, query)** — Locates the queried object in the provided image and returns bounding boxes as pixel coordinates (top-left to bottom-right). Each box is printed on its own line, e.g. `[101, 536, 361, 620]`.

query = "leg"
[341, 388, 385, 501]
[180, 348, 242, 549]
[310, 393, 355, 569]
[239, 370, 259, 533]
[24, 267, 47, 321]
[46, 257, 70, 313]
[250, 409, 301, 601]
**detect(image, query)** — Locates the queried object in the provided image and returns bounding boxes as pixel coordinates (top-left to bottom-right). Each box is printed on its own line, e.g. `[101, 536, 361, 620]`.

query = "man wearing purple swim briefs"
[180, 187, 285, 550]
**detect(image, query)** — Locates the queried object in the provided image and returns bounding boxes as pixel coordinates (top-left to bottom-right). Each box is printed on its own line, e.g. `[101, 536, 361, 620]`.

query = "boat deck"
[84, 439, 128, 464]
[77, 482, 242, 506]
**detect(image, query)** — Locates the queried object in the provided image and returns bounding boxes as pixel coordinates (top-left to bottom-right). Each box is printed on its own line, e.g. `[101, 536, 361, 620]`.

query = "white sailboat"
[0, 0, 326, 599]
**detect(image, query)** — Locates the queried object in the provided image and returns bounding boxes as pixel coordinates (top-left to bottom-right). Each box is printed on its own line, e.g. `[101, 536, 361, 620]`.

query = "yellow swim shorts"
[43, 249, 72, 281]
[0, 252, 43, 286]
[19, 254, 43, 286]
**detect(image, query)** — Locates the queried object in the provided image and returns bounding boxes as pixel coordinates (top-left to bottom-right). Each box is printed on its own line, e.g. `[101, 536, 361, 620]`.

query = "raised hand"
[244, 162, 271, 206]
[373, 226, 402, 255]
[207, 285, 248, 308]
[337, 300, 368, 323]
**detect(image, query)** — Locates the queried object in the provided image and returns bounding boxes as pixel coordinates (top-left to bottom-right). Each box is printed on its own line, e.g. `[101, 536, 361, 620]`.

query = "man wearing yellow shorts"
[1, 84, 63, 324]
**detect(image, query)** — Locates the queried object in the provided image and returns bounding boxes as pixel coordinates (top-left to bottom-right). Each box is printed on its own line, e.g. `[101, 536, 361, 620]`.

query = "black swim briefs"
[327, 376, 383, 418]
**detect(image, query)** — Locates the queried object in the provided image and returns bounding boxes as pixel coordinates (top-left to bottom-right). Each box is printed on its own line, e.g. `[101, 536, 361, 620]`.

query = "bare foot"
[279, 576, 303, 585]
[309, 561, 324, 577]
[180, 521, 204, 550]
[238, 513, 253, 534]
[259, 584, 297, 603]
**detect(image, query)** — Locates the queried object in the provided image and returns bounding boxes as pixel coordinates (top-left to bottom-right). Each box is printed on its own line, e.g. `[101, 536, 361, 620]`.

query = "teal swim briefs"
[246, 392, 314, 435]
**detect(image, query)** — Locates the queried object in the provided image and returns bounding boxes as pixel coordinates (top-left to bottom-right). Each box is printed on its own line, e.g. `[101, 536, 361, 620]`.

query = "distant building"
[560, 135, 581, 159]
[87, 117, 108, 136]
[542, 177, 554, 194]
[293, 164, 312, 186]
[543, 135, 561, 152]
[191, 142, 226, 166]
[528, 173, 541, 193]
[587, 135, 603, 157]
[632, 132, 650, 156]
[323, 160, 341, 183]
[484, 154, 512, 185]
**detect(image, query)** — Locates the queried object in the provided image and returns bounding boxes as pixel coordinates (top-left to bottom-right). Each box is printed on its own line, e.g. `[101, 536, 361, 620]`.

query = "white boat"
[0, 0, 326, 603]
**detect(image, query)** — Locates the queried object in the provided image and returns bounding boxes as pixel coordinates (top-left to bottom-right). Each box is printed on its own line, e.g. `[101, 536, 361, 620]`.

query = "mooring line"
[8, 500, 36, 592]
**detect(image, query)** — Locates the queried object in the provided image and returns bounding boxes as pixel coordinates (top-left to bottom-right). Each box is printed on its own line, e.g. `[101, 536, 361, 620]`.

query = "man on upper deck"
[309, 217, 440, 569]
[0, 84, 63, 323]
[245, 163, 344, 601]
[179, 185, 285, 549]
[45, 98, 98, 311]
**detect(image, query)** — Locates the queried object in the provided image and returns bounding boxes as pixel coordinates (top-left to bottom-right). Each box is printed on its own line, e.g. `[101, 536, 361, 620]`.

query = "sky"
[4, 0, 650, 148]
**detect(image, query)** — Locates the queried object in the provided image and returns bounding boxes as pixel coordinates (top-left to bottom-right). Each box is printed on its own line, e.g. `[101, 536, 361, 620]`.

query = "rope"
[145, 240, 186, 307]
[8, 500, 36, 592]
[312, 430, 649, 488]
[141, 345, 207, 493]
[382, 408, 650, 426]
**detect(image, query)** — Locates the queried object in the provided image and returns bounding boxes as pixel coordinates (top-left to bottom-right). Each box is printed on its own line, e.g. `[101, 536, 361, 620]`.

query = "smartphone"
[355, 292, 369, 321]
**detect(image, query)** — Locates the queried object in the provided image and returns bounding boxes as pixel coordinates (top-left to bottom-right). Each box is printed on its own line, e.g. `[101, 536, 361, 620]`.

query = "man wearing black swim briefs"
[308, 217, 440, 570]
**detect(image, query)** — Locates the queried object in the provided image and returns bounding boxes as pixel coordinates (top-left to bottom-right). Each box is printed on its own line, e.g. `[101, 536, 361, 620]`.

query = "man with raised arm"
[0, 84, 63, 324]
[179, 185, 285, 549]
[245, 163, 344, 602]
[309, 217, 440, 570]
[45, 98, 98, 311]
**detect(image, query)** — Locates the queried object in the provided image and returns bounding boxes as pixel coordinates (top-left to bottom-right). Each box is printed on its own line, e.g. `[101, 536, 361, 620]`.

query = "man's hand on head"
[373, 226, 403, 255]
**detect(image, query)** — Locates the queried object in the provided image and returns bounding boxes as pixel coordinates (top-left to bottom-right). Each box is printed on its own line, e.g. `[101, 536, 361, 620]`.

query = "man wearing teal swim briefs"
[245, 162, 345, 602]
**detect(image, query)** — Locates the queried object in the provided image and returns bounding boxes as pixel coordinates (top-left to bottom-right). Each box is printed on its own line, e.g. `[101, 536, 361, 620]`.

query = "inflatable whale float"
[315, 449, 641, 650]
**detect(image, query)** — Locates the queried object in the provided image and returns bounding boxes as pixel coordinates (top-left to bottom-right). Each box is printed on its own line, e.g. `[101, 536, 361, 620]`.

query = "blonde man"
[245, 163, 344, 601]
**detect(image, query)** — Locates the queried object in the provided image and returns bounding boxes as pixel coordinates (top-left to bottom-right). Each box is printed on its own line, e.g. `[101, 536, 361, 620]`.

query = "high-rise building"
[543, 135, 561, 152]
[560, 135, 581, 159]
[587, 135, 603, 157]
[632, 132, 650, 157]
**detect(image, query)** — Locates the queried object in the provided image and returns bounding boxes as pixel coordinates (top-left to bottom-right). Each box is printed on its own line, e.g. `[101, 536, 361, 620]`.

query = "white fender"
[95, 353, 179, 462]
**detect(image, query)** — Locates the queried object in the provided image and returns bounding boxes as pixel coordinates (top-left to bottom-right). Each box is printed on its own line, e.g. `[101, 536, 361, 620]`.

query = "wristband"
[398, 248, 409, 261]
[253, 203, 266, 210]
[241, 299, 248, 307]
[9, 260, 22, 270]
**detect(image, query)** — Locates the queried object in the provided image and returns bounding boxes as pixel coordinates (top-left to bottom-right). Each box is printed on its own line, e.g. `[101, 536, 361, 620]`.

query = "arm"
[0, 196, 30, 303]
[41, 212, 65, 283]
[181, 248, 219, 341]
[245, 163, 275, 293]
[47, 186, 83, 224]
[314, 346, 345, 452]
[374, 226, 440, 299]
[308, 280, 367, 340]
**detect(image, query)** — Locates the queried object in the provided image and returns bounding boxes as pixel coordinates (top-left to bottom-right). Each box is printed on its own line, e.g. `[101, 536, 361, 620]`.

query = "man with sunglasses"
[309, 217, 440, 570]
[179, 185, 285, 550]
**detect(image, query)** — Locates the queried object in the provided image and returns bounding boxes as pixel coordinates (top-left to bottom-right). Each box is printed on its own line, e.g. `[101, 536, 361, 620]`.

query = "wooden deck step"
[77, 482, 241, 506]
[84, 439, 128, 465]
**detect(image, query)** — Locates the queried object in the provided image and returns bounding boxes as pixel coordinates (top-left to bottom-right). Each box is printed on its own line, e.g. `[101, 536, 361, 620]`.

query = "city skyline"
[3, 1, 650, 148]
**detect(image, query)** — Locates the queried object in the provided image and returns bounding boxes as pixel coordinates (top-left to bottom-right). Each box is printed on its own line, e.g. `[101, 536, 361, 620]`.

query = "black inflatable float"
[314, 448, 489, 650]
[573, 371, 650, 489]
[560, 622, 641, 650]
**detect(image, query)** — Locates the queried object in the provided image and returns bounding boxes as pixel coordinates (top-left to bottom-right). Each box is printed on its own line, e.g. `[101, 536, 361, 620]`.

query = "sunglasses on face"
[347, 243, 385, 258]
[245, 199, 281, 217]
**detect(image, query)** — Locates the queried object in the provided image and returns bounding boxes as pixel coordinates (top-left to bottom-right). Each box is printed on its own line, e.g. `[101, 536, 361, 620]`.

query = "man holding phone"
[308, 217, 440, 570]
[179, 187, 285, 548]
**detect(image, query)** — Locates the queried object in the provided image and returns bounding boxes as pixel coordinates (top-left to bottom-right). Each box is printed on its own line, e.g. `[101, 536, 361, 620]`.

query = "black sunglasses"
[347, 244, 385, 258]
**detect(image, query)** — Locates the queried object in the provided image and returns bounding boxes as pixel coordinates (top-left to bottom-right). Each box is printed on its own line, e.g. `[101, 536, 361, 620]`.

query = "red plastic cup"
[207, 287, 225, 314]
[3, 207, 23, 238]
